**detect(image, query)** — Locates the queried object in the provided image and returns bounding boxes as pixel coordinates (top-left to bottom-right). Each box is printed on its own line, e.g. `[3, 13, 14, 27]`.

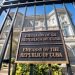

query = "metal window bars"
[53, 4, 73, 75]
[0, 0, 75, 75]
[0, 7, 18, 74]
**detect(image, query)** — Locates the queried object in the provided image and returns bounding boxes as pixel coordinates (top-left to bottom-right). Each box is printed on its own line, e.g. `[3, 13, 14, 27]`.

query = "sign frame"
[15, 30, 68, 64]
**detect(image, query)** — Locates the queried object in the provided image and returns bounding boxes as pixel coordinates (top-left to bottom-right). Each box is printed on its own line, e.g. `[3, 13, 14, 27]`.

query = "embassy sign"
[16, 30, 68, 64]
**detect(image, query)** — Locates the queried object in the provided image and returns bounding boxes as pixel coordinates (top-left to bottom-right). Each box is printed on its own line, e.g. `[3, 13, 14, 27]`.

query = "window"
[64, 21, 67, 24]
[62, 21, 67, 25]
[52, 18, 54, 23]
[71, 46, 75, 56]
[40, 20, 45, 28]
[63, 26, 69, 36]
[61, 16, 65, 20]
[35, 21, 39, 27]
[7, 20, 11, 26]
[30, 20, 34, 26]
[0, 46, 2, 56]
[35, 21, 38, 26]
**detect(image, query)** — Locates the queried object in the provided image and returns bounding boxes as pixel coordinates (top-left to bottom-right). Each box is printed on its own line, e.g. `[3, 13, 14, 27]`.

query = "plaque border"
[15, 30, 69, 64]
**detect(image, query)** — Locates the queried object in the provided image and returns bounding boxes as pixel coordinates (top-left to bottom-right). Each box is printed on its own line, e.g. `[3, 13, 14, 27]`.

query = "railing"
[0, 7, 18, 75]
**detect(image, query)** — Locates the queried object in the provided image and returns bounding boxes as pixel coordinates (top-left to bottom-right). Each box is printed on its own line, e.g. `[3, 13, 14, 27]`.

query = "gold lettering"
[50, 47, 60, 52]
[51, 32, 56, 36]
[55, 52, 63, 57]
[49, 52, 63, 57]
[43, 53, 48, 57]
[43, 47, 49, 52]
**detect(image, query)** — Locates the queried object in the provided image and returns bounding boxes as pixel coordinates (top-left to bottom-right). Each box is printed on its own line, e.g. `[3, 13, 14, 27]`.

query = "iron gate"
[0, 0, 75, 75]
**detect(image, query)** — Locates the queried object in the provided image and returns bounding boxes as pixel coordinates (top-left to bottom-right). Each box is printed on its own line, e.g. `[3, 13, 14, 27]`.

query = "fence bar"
[66, 61, 73, 75]
[30, 64, 34, 75]
[63, 3, 75, 35]
[0, 8, 10, 34]
[21, 6, 27, 31]
[0, 7, 18, 70]
[8, 27, 13, 75]
[65, 46, 73, 75]
[11, 6, 27, 75]
[48, 64, 51, 75]
[4, 10, 12, 20]
[53, 4, 61, 29]
[63, 3, 74, 74]
[12, 63, 17, 75]
[33, 5, 36, 30]
[0, 0, 75, 9]
[44, 4, 48, 30]
[53, 4, 73, 75]
[29, 5, 36, 75]
[0, 9, 3, 15]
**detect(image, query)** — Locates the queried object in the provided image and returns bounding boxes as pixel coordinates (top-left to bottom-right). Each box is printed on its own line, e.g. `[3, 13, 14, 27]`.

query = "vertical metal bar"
[33, 4, 36, 30]
[53, 4, 73, 75]
[12, 63, 17, 75]
[73, 2, 75, 8]
[8, 26, 13, 75]
[0, 7, 18, 70]
[21, 6, 27, 31]
[53, 4, 67, 47]
[0, 9, 3, 15]
[30, 5, 36, 75]
[44, 4, 48, 30]
[63, 3, 75, 35]
[0, 8, 10, 34]
[5, 9, 12, 20]
[66, 62, 73, 75]
[63, 4, 74, 74]
[48, 64, 51, 75]
[53, 4, 61, 29]
[12, 7, 27, 75]
[65, 46, 73, 75]
[30, 64, 34, 75]
[8, 7, 18, 75]
[65, 45, 73, 75]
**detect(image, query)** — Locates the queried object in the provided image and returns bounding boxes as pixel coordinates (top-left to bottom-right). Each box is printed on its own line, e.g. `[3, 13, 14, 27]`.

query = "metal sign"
[16, 30, 68, 64]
